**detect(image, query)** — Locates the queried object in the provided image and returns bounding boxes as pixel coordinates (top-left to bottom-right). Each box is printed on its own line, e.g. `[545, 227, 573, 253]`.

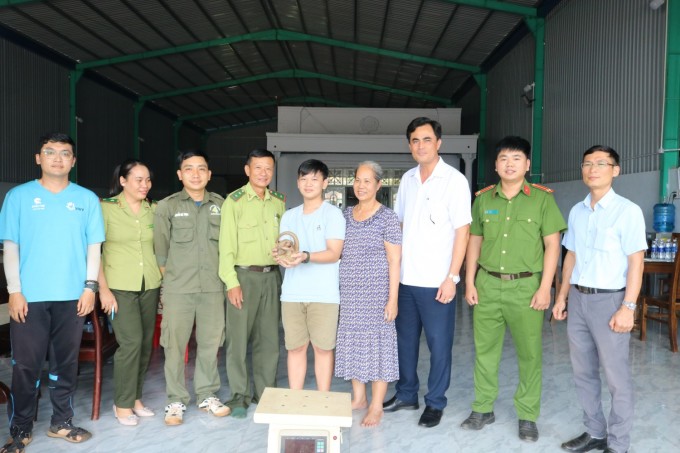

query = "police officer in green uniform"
[461, 136, 566, 442]
[154, 150, 230, 426]
[219, 149, 285, 418]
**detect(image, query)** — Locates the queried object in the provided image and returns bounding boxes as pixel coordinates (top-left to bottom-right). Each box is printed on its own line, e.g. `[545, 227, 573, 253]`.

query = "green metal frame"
[0, 0, 42, 6]
[661, 0, 680, 201]
[525, 17, 545, 183]
[141, 69, 452, 105]
[78, 29, 478, 74]
[440, 0, 536, 17]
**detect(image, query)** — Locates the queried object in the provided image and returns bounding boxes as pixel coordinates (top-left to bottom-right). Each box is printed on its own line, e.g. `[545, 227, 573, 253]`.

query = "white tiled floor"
[1, 297, 679, 452]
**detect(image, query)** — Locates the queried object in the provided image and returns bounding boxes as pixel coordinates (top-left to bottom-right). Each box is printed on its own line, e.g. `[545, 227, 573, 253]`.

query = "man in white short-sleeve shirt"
[383, 117, 471, 428]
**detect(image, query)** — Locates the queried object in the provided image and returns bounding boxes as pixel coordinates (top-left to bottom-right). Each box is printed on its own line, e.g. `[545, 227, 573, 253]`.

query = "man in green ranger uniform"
[461, 136, 566, 442]
[219, 149, 286, 418]
[154, 150, 230, 426]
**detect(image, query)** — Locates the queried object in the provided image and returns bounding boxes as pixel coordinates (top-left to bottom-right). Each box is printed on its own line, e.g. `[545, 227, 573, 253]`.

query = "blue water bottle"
[653, 203, 675, 233]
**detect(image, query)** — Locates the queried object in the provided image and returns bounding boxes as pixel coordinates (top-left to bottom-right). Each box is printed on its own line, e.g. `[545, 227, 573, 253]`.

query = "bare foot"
[361, 406, 383, 428]
[351, 398, 368, 411]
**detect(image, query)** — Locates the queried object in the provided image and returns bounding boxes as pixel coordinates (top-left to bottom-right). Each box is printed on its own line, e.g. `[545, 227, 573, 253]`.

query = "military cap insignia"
[475, 184, 496, 197]
[230, 189, 245, 201]
[530, 183, 554, 193]
[269, 190, 286, 202]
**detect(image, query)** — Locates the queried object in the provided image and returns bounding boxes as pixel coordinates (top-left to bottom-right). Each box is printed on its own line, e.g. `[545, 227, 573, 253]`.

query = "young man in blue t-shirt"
[274, 159, 345, 392]
[0, 133, 105, 452]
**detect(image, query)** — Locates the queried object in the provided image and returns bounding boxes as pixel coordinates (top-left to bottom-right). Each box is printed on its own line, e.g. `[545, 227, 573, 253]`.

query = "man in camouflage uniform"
[154, 150, 230, 425]
[461, 136, 566, 442]
[219, 149, 285, 418]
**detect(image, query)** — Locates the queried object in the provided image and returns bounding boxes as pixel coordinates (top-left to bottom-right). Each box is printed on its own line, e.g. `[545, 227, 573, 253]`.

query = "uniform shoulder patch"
[475, 184, 496, 197]
[531, 183, 554, 194]
[100, 197, 118, 204]
[209, 192, 225, 203]
[229, 189, 245, 201]
[269, 190, 286, 202]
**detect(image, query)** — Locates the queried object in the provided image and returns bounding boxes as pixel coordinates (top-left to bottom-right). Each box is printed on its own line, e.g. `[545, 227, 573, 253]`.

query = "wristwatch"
[302, 251, 311, 264]
[621, 300, 637, 311]
[448, 273, 461, 284]
[84, 280, 99, 293]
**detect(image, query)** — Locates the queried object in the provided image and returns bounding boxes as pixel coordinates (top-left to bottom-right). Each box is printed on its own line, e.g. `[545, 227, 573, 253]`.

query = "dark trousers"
[8, 301, 85, 432]
[394, 284, 456, 410]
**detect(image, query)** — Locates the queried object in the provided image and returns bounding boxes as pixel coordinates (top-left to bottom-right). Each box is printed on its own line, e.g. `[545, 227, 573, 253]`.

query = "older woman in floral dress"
[334, 161, 402, 427]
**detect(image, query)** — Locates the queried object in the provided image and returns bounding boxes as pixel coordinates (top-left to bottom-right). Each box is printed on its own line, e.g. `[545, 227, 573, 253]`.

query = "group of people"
[0, 116, 645, 453]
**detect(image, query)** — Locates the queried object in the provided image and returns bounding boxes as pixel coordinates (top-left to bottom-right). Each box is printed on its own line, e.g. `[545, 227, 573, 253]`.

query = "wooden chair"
[640, 233, 680, 352]
[78, 295, 118, 419]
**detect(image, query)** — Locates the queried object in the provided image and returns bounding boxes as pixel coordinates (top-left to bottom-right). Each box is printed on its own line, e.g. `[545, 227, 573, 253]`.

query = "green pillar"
[133, 101, 144, 159]
[68, 69, 83, 182]
[525, 17, 545, 184]
[474, 73, 487, 189]
[661, 0, 680, 201]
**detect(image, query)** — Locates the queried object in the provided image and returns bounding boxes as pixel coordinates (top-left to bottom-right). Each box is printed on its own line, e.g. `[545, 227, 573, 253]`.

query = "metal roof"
[0, 0, 556, 131]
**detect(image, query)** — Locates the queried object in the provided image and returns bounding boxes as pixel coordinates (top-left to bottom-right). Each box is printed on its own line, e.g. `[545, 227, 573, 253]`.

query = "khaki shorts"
[281, 302, 339, 351]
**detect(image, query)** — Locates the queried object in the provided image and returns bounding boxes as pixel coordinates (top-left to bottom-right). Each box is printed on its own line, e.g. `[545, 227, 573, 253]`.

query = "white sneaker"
[198, 397, 231, 417]
[164, 402, 186, 426]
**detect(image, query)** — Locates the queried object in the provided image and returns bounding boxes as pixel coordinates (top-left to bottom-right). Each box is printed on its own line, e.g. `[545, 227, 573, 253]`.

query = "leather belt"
[575, 285, 625, 295]
[485, 270, 534, 281]
[237, 265, 274, 273]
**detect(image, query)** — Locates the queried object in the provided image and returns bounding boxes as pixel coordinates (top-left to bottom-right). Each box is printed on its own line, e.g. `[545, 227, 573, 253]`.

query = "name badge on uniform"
[484, 209, 499, 215]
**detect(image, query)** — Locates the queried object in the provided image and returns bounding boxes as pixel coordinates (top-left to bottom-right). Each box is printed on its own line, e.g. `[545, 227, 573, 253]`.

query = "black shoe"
[460, 411, 495, 430]
[518, 420, 539, 442]
[382, 395, 419, 412]
[561, 432, 608, 452]
[418, 406, 443, 428]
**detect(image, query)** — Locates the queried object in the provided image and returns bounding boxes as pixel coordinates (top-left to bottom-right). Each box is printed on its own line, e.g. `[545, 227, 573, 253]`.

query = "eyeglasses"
[581, 161, 616, 170]
[42, 148, 74, 159]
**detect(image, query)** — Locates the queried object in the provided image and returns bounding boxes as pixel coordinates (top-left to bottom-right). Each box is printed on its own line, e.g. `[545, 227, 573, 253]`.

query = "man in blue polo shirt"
[553, 145, 646, 453]
[0, 133, 104, 452]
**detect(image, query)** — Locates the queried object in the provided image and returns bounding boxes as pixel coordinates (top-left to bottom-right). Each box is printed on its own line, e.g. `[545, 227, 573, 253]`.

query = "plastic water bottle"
[652, 239, 659, 260]
[673, 238, 678, 262]
[653, 203, 676, 233]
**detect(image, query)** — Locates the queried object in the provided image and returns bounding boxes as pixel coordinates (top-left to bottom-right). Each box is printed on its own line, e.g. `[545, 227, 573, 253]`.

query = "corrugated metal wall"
[0, 36, 69, 183]
[484, 35, 535, 185]
[479, 0, 665, 184]
[140, 109, 178, 200]
[76, 77, 135, 195]
[543, 0, 665, 182]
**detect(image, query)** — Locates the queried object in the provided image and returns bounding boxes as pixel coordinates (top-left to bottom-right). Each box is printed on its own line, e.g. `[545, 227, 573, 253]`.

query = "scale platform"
[254, 387, 353, 453]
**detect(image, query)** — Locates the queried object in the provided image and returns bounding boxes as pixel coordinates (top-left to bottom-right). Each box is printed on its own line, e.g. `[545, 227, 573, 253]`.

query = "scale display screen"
[280, 435, 327, 453]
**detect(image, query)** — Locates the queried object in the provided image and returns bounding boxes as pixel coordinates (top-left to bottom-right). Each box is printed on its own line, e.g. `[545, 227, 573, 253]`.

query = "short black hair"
[583, 145, 620, 166]
[297, 159, 329, 179]
[246, 149, 275, 165]
[39, 132, 75, 154]
[494, 136, 531, 159]
[406, 117, 442, 141]
[177, 149, 210, 169]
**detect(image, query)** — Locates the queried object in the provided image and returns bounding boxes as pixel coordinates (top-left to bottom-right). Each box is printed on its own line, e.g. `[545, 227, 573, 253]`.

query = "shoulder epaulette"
[230, 189, 245, 201]
[209, 192, 224, 202]
[475, 184, 496, 197]
[100, 197, 118, 204]
[531, 183, 554, 194]
[269, 190, 286, 202]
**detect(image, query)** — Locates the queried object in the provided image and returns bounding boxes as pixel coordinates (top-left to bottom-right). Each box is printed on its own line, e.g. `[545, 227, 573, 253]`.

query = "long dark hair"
[109, 159, 153, 197]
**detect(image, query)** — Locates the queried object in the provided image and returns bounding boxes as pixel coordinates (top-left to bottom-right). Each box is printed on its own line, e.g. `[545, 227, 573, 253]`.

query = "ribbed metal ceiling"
[0, 0, 545, 130]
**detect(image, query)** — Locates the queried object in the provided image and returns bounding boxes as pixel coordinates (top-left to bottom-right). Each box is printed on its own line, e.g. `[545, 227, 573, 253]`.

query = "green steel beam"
[661, 0, 680, 201]
[141, 69, 452, 105]
[0, 0, 43, 6]
[439, 0, 537, 17]
[179, 96, 355, 122]
[132, 101, 144, 159]
[473, 73, 487, 189]
[68, 69, 83, 183]
[525, 17, 545, 183]
[77, 29, 479, 74]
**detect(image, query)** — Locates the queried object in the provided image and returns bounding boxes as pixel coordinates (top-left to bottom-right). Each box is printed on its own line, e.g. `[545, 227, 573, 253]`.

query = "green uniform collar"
[179, 188, 216, 205]
[244, 182, 271, 201]
[493, 180, 533, 199]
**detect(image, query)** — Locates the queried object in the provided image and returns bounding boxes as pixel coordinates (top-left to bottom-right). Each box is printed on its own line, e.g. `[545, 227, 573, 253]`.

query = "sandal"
[46, 418, 92, 443]
[0, 427, 32, 453]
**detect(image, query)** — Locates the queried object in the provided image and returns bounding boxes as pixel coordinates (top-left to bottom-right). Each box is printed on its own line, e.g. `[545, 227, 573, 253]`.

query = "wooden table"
[643, 258, 674, 275]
